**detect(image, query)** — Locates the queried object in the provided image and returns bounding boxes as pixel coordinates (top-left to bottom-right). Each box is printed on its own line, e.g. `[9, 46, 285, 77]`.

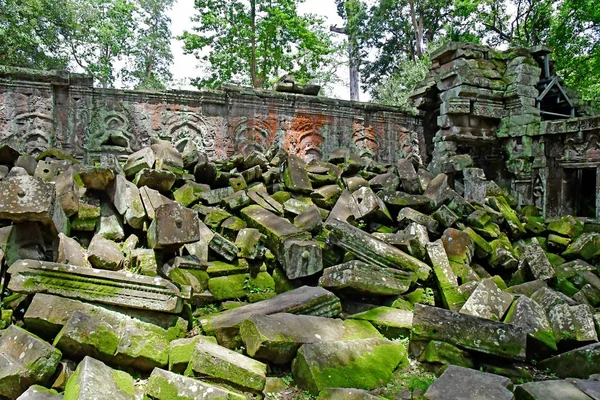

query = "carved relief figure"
[13, 112, 54, 156]
[352, 120, 378, 159]
[284, 115, 325, 162]
[398, 129, 423, 165]
[163, 113, 220, 159]
[90, 111, 133, 154]
[231, 115, 277, 155]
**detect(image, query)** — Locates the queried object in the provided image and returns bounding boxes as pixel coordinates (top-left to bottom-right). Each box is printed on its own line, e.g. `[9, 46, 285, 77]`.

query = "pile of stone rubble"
[0, 139, 599, 400]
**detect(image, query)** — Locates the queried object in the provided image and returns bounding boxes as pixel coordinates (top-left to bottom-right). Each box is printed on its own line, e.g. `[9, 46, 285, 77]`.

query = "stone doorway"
[566, 167, 598, 218]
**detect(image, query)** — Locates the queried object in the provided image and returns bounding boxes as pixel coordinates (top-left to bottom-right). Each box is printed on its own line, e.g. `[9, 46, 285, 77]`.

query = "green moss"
[63, 366, 81, 400]
[113, 370, 135, 396]
[295, 340, 407, 395]
[36, 148, 80, 164]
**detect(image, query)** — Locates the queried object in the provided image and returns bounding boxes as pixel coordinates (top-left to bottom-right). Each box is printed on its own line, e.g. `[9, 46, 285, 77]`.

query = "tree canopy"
[180, 0, 334, 89]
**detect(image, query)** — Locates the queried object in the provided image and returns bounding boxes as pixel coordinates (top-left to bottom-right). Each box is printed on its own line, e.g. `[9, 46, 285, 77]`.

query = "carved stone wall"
[410, 42, 599, 219]
[0, 67, 422, 165]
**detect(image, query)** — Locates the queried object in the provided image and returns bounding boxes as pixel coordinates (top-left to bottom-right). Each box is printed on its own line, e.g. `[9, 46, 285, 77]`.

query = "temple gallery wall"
[0, 42, 598, 219]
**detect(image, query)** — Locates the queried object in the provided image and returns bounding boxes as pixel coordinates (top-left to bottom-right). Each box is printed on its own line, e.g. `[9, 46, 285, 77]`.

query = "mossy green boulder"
[185, 339, 267, 392]
[144, 368, 245, 400]
[0, 325, 62, 399]
[63, 356, 134, 400]
[292, 338, 407, 395]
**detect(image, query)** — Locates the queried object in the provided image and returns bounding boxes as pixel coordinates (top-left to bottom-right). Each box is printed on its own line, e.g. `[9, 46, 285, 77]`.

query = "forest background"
[1, 0, 598, 108]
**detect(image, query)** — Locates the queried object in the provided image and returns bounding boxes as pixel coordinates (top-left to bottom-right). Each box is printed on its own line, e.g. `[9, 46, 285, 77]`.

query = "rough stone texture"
[538, 343, 600, 379]
[87, 235, 124, 270]
[292, 338, 407, 395]
[8, 260, 183, 313]
[424, 365, 514, 400]
[239, 313, 381, 364]
[0, 325, 62, 399]
[0, 67, 421, 166]
[412, 304, 527, 360]
[185, 339, 267, 392]
[15, 386, 63, 400]
[318, 260, 412, 296]
[514, 380, 593, 400]
[145, 368, 245, 400]
[0, 176, 67, 234]
[460, 279, 514, 321]
[63, 356, 135, 400]
[201, 286, 341, 349]
[147, 202, 201, 249]
[23, 293, 186, 340]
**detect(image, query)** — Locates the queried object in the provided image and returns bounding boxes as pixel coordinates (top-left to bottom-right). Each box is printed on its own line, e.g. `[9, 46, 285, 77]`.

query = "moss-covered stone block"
[292, 338, 407, 395]
[145, 368, 245, 400]
[185, 339, 267, 392]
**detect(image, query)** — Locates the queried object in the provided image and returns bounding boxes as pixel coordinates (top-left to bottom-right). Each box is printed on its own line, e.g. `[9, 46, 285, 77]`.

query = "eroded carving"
[13, 112, 54, 156]
[231, 115, 277, 155]
[352, 120, 378, 159]
[284, 115, 325, 162]
[163, 113, 219, 159]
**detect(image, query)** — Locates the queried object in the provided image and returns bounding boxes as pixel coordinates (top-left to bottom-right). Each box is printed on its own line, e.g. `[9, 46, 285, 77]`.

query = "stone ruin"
[0, 43, 598, 399]
[0, 131, 598, 399]
[410, 42, 600, 220]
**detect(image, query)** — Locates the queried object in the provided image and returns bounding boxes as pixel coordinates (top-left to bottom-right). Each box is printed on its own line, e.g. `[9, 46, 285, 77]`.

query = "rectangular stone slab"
[24, 293, 187, 340]
[0, 325, 62, 399]
[201, 285, 341, 349]
[146, 368, 245, 400]
[239, 313, 381, 364]
[325, 217, 431, 281]
[63, 356, 135, 400]
[8, 259, 183, 313]
[185, 339, 267, 392]
[241, 204, 310, 258]
[412, 304, 527, 360]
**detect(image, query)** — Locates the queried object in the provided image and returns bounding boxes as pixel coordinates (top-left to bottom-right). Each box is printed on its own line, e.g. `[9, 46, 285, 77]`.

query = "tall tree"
[123, 0, 175, 89]
[180, 0, 334, 89]
[332, 0, 366, 101]
[0, 0, 71, 69]
[63, 0, 138, 88]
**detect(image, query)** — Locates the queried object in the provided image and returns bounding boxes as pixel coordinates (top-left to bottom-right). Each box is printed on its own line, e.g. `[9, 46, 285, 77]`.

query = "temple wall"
[0, 67, 422, 164]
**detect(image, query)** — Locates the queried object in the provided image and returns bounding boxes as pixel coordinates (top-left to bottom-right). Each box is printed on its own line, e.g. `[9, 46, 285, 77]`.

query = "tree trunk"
[330, 25, 360, 102]
[408, 0, 424, 59]
[250, 0, 258, 88]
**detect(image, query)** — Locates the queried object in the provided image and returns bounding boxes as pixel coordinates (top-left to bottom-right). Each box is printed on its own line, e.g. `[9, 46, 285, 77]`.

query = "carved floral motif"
[284, 115, 326, 162]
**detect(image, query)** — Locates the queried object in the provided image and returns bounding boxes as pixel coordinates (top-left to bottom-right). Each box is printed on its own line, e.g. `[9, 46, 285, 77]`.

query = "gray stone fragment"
[283, 154, 313, 193]
[504, 295, 556, 351]
[148, 203, 201, 249]
[0, 175, 67, 234]
[397, 159, 423, 194]
[412, 304, 527, 360]
[522, 239, 555, 281]
[63, 356, 135, 400]
[145, 368, 245, 400]
[133, 168, 176, 192]
[0, 325, 62, 399]
[95, 201, 125, 241]
[16, 385, 63, 400]
[87, 235, 124, 270]
[107, 174, 146, 229]
[318, 388, 382, 400]
[56, 233, 89, 268]
[240, 313, 381, 364]
[123, 147, 156, 178]
[185, 339, 267, 392]
[463, 167, 487, 204]
[514, 380, 592, 400]
[424, 365, 514, 400]
[282, 239, 323, 279]
[319, 260, 411, 296]
[460, 279, 514, 321]
[201, 286, 341, 348]
[9, 260, 183, 313]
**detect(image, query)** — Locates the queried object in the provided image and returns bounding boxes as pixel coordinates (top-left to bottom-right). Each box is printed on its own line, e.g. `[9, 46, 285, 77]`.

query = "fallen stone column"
[8, 260, 183, 313]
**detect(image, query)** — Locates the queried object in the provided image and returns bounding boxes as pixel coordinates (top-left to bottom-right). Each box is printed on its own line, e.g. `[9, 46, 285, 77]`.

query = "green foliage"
[122, 0, 174, 89]
[180, 0, 334, 89]
[63, 0, 137, 88]
[0, 0, 71, 69]
[371, 55, 430, 110]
